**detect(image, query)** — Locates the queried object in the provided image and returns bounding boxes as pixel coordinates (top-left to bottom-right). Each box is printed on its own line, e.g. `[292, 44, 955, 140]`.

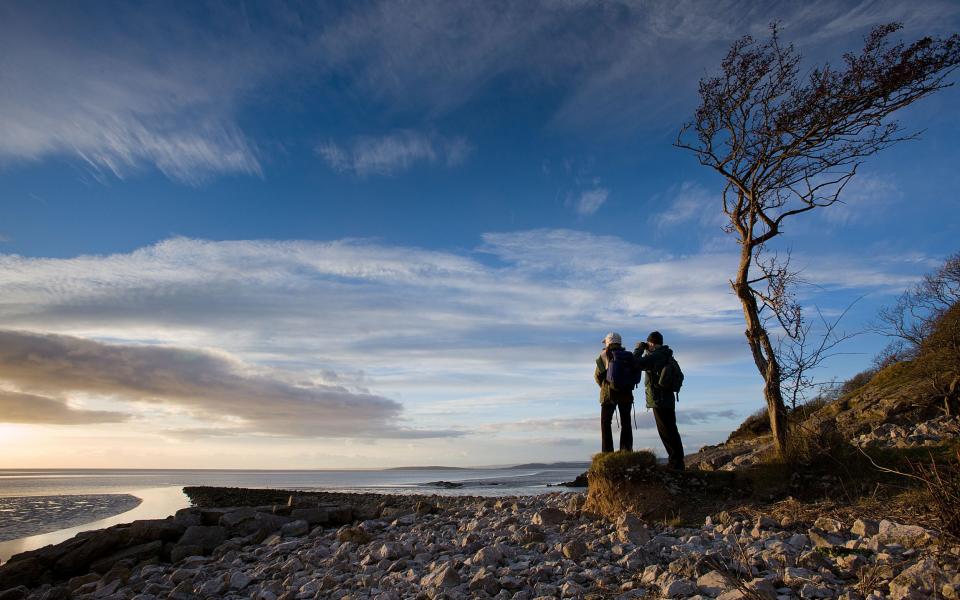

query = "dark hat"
[647, 331, 663, 345]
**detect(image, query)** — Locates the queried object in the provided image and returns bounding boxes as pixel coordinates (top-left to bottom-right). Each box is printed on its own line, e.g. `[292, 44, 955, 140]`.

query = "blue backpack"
[605, 349, 638, 392]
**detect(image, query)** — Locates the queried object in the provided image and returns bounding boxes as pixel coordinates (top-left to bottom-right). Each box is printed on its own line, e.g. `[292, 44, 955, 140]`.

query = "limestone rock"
[280, 519, 309, 537]
[561, 539, 587, 561]
[169, 544, 203, 564]
[813, 517, 845, 533]
[889, 558, 947, 600]
[532, 507, 567, 527]
[877, 520, 934, 548]
[420, 563, 461, 589]
[852, 518, 880, 537]
[336, 526, 371, 544]
[469, 568, 499, 595]
[289, 508, 329, 525]
[90, 540, 162, 574]
[228, 571, 251, 590]
[616, 513, 651, 545]
[745, 577, 777, 600]
[808, 528, 845, 549]
[178, 526, 227, 554]
[660, 577, 697, 597]
[472, 545, 503, 566]
[696, 570, 730, 596]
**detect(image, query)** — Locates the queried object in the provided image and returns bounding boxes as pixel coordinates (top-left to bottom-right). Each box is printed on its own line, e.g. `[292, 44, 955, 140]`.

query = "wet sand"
[0, 493, 142, 542]
[0, 487, 189, 564]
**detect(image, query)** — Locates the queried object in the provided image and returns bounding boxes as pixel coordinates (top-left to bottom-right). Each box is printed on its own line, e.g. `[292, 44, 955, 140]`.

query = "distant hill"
[385, 462, 591, 471]
[384, 466, 468, 471]
[506, 461, 591, 470]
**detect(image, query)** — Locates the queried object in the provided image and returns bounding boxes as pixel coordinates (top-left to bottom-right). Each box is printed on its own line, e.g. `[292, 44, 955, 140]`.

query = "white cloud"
[649, 181, 725, 230]
[0, 3, 270, 183]
[0, 230, 932, 465]
[0, 329, 453, 439]
[575, 188, 609, 215]
[0, 389, 128, 425]
[316, 131, 472, 176]
[0, 231, 923, 425]
[820, 174, 900, 227]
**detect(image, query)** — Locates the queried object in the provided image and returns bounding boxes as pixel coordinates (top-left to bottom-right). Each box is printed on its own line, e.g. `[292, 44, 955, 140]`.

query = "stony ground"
[0, 495, 142, 542]
[7, 491, 960, 600]
[694, 415, 960, 473]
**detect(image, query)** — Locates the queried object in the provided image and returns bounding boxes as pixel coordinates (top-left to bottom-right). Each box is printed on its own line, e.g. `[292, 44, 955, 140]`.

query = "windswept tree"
[676, 23, 960, 457]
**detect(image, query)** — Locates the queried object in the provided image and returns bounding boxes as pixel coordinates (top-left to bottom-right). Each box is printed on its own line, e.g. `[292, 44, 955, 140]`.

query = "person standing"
[595, 332, 635, 453]
[634, 331, 685, 470]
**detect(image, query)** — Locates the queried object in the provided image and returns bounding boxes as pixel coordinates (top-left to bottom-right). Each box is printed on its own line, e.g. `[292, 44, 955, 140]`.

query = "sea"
[0, 465, 587, 563]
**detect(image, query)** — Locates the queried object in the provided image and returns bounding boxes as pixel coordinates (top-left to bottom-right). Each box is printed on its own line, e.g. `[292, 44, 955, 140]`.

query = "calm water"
[0, 467, 586, 497]
[0, 466, 586, 562]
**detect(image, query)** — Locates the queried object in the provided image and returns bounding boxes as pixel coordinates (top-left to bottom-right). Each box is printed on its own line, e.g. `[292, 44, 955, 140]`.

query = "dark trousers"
[600, 400, 633, 452]
[653, 401, 684, 468]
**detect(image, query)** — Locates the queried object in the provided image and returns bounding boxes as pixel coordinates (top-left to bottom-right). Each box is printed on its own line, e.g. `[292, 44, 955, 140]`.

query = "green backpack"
[658, 356, 685, 400]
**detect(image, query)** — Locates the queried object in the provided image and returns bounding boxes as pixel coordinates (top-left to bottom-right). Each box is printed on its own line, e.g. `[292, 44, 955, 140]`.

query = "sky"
[1, 0, 959, 469]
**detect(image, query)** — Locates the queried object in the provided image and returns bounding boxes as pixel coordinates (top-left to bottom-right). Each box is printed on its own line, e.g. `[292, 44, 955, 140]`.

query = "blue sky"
[1, 1, 959, 468]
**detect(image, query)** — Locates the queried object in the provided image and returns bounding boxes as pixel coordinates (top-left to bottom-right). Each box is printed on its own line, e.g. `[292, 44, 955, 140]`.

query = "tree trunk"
[733, 246, 789, 457]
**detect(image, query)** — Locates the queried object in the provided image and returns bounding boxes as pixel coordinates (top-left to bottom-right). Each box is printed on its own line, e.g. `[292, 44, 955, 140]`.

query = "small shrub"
[589, 450, 658, 480]
[911, 448, 960, 539]
[784, 422, 858, 469]
[839, 368, 878, 396]
[727, 408, 770, 442]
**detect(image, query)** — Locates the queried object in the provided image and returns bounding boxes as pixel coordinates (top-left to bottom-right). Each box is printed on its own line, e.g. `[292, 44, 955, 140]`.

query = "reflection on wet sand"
[0, 487, 189, 564]
[0, 494, 142, 542]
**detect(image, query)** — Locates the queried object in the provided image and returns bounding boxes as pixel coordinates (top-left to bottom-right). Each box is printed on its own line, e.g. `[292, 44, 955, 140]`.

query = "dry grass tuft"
[588, 450, 658, 480]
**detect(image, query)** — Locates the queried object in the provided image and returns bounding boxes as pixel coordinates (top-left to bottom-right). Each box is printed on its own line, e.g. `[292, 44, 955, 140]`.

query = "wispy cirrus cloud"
[0, 3, 273, 184]
[3, 0, 958, 184]
[316, 0, 960, 131]
[316, 131, 472, 176]
[819, 173, 901, 227]
[647, 181, 729, 233]
[573, 188, 609, 216]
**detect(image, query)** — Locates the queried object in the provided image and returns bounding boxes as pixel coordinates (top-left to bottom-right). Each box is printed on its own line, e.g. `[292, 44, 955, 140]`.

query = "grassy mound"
[584, 451, 739, 524]
[588, 450, 658, 479]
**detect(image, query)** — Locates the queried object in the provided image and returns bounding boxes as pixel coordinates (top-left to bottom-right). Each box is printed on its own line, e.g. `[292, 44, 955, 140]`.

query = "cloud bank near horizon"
[0, 329, 455, 439]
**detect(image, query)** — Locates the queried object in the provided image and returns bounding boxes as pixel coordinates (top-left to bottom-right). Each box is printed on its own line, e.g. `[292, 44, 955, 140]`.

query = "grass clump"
[588, 450, 657, 480]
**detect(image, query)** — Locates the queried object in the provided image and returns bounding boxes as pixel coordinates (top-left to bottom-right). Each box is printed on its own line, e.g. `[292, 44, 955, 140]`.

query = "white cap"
[602, 332, 622, 346]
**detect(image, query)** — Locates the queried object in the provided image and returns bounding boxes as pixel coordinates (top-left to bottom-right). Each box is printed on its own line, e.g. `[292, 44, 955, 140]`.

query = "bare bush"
[876, 252, 960, 354]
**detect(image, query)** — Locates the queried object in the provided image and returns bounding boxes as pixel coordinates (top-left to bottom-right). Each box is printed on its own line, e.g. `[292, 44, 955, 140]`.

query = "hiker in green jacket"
[595, 332, 634, 453]
[634, 331, 684, 470]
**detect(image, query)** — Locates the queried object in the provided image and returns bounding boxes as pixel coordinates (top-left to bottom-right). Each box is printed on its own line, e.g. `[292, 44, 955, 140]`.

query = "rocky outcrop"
[854, 414, 960, 449]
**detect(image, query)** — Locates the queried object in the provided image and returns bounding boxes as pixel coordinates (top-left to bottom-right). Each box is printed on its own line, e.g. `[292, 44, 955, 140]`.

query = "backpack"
[658, 356, 685, 399]
[606, 348, 638, 392]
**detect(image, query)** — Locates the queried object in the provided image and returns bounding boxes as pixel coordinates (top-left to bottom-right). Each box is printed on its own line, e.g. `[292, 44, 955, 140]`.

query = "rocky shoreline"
[1, 486, 958, 599]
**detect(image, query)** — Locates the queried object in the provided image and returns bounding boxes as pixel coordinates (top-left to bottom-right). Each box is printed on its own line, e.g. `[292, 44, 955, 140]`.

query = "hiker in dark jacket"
[634, 331, 684, 470]
[594, 332, 634, 453]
